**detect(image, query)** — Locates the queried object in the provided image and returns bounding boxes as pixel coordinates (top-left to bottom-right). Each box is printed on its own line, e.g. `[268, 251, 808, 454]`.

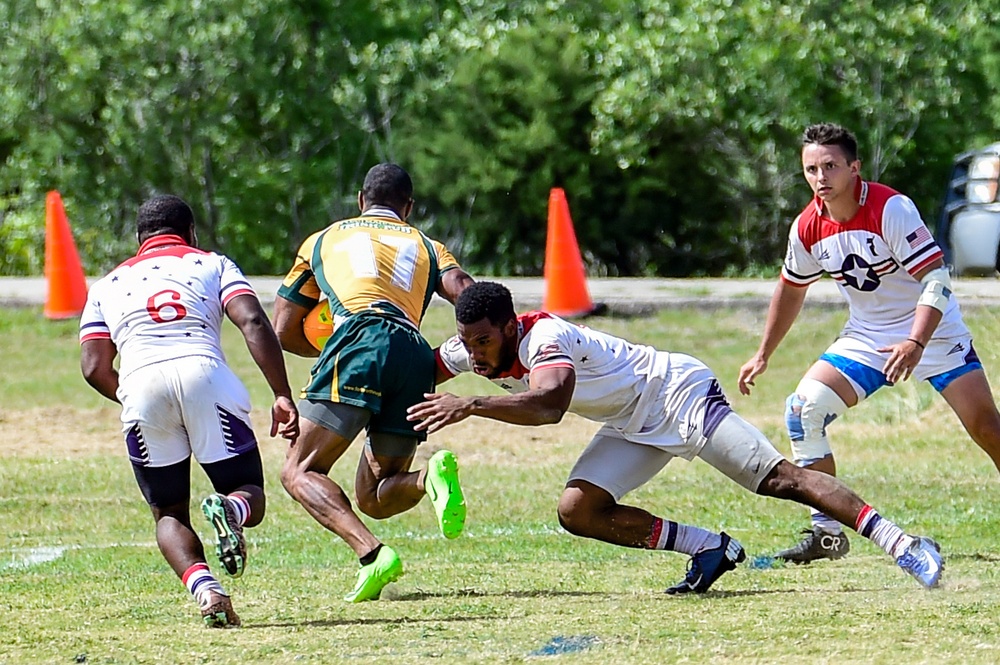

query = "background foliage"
[2, 0, 997, 276]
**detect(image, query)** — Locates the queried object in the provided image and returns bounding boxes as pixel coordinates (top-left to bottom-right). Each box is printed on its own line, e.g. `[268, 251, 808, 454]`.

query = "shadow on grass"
[247, 614, 495, 629]
[945, 552, 1000, 563]
[383, 587, 897, 601]
[704, 587, 886, 599]
[393, 588, 612, 601]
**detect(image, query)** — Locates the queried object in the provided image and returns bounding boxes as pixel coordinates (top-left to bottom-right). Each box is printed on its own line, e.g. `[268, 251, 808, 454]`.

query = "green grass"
[2, 303, 1000, 663]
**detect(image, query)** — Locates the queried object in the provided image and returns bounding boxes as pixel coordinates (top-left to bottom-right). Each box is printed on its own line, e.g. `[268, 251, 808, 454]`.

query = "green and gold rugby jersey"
[278, 207, 460, 328]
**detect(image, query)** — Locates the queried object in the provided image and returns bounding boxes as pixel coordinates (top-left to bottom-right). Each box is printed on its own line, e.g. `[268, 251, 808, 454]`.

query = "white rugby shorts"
[567, 353, 786, 499]
[567, 411, 784, 499]
[118, 356, 258, 467]
[826, 330, 976, 398]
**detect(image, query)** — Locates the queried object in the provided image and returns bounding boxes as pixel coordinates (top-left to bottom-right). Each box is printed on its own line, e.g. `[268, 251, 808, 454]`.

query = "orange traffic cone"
[43, 191, 88, 319]
[543, 188, 595, 317]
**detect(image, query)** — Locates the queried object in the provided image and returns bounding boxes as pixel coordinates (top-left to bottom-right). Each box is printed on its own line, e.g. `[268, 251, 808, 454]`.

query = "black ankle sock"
[359, 544, 383, 566]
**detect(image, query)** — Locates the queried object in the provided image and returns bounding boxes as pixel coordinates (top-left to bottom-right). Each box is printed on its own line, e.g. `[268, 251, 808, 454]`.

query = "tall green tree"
[1, 0, 996, 277]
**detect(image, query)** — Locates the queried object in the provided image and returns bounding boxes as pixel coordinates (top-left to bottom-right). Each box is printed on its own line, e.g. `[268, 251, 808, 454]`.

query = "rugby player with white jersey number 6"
[80, 195, 299, 628]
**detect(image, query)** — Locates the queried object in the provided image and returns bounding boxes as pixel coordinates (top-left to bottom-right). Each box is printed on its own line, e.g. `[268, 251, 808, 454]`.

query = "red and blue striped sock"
[855, 505, 912, 559]
[182, 562, 226, 605]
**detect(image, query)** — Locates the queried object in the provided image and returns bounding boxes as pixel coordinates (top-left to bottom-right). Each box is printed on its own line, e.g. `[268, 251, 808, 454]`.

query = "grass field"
[2, 301, 1000, 664]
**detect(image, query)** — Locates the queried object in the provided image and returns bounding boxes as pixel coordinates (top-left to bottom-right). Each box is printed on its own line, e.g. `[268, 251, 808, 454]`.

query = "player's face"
[457, 317, 518, 379]
[801, 143, 859, 204]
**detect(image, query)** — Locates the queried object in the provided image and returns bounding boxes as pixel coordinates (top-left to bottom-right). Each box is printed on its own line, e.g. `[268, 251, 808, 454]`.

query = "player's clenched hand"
[407, 392, 473, 433]
[738, 355, 768, 395]
[879, 340, 923, 384]
[271, 395, 300, 442]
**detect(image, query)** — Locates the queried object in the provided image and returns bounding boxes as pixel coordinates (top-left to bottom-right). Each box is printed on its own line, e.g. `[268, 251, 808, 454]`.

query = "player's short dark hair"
[455, 281, 516, 327]
[362, 163, 414, 212]
[136, 195, 195, 241]
[802, 123, 859, 163]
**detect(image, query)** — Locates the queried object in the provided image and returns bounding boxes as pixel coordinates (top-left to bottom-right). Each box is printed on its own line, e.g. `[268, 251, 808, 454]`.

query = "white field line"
[1, 525, 567, 570]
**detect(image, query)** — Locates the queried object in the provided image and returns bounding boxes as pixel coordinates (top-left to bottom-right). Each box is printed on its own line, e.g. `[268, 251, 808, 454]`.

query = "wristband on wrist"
[907, 338, 926, 350]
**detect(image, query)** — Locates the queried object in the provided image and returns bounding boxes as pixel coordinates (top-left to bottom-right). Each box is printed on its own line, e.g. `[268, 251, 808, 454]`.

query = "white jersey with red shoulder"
[436, 311, 669, 428]
[782, 179, 968, 340]
[79, 234, 256, 380]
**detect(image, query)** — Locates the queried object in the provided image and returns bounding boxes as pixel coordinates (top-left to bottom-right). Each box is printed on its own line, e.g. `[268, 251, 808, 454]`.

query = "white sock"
[855, 505, 913, 559]
[647, 518, 721, 555]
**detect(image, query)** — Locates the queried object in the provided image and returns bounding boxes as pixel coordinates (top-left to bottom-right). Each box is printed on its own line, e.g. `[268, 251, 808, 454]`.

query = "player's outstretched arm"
[226, 294, 299, 440]
[408, 366, 575, 433]
[738, 279, 809, 395]
[272, 295, 320, 358]
[80, 338, 121, 403]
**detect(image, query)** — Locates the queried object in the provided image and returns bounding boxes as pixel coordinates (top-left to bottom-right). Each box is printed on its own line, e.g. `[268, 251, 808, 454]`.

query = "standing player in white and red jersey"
[79, 195, 299, 627]
[738, 123, 1000, 564]
[407, 281, 944, 592]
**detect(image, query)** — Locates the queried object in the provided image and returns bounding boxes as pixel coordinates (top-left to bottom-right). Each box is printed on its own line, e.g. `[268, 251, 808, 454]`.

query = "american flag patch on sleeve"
[906, 226, 933, 248]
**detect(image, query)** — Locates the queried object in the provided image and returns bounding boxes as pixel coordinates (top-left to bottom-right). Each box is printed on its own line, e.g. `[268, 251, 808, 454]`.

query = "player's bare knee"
[755, 460, 805, 500]
[557, 490, 587, 535]
[557, 503, 587, 536]
[558, 483, 612, 536]
[355, 494, 382, 518]
[279, 461, 304, 499]
[354, 487, 392, 520]
[150, 501, 190, 524]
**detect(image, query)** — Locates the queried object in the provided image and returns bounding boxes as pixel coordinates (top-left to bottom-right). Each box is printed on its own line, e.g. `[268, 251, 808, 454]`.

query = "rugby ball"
[303, 301, 333, 350]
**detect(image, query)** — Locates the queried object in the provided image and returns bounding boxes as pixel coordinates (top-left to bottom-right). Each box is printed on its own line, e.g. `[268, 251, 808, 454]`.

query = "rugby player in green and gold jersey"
[274, 164, 474, 602]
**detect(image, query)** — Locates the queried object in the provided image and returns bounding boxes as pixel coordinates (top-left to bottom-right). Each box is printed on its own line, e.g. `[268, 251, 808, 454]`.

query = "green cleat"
[201, 493, 247, 578]
[344, 545, 404, 602]
[425, 450, 466, 539]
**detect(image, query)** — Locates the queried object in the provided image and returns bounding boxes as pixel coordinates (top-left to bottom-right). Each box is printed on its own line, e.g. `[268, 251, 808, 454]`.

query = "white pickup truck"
[937, 143, 1000, 276]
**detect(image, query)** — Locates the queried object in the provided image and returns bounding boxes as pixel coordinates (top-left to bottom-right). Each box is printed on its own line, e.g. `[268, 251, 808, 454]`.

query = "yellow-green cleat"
[344, 545, 404, 602]
[425, 450, 466, 539]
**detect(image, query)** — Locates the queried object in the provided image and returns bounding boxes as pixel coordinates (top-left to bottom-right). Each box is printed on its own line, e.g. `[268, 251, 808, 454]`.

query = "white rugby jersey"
[782, 180, 968, 341]
[79, 234, 256, 380]
[437, 312, 684, 430]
